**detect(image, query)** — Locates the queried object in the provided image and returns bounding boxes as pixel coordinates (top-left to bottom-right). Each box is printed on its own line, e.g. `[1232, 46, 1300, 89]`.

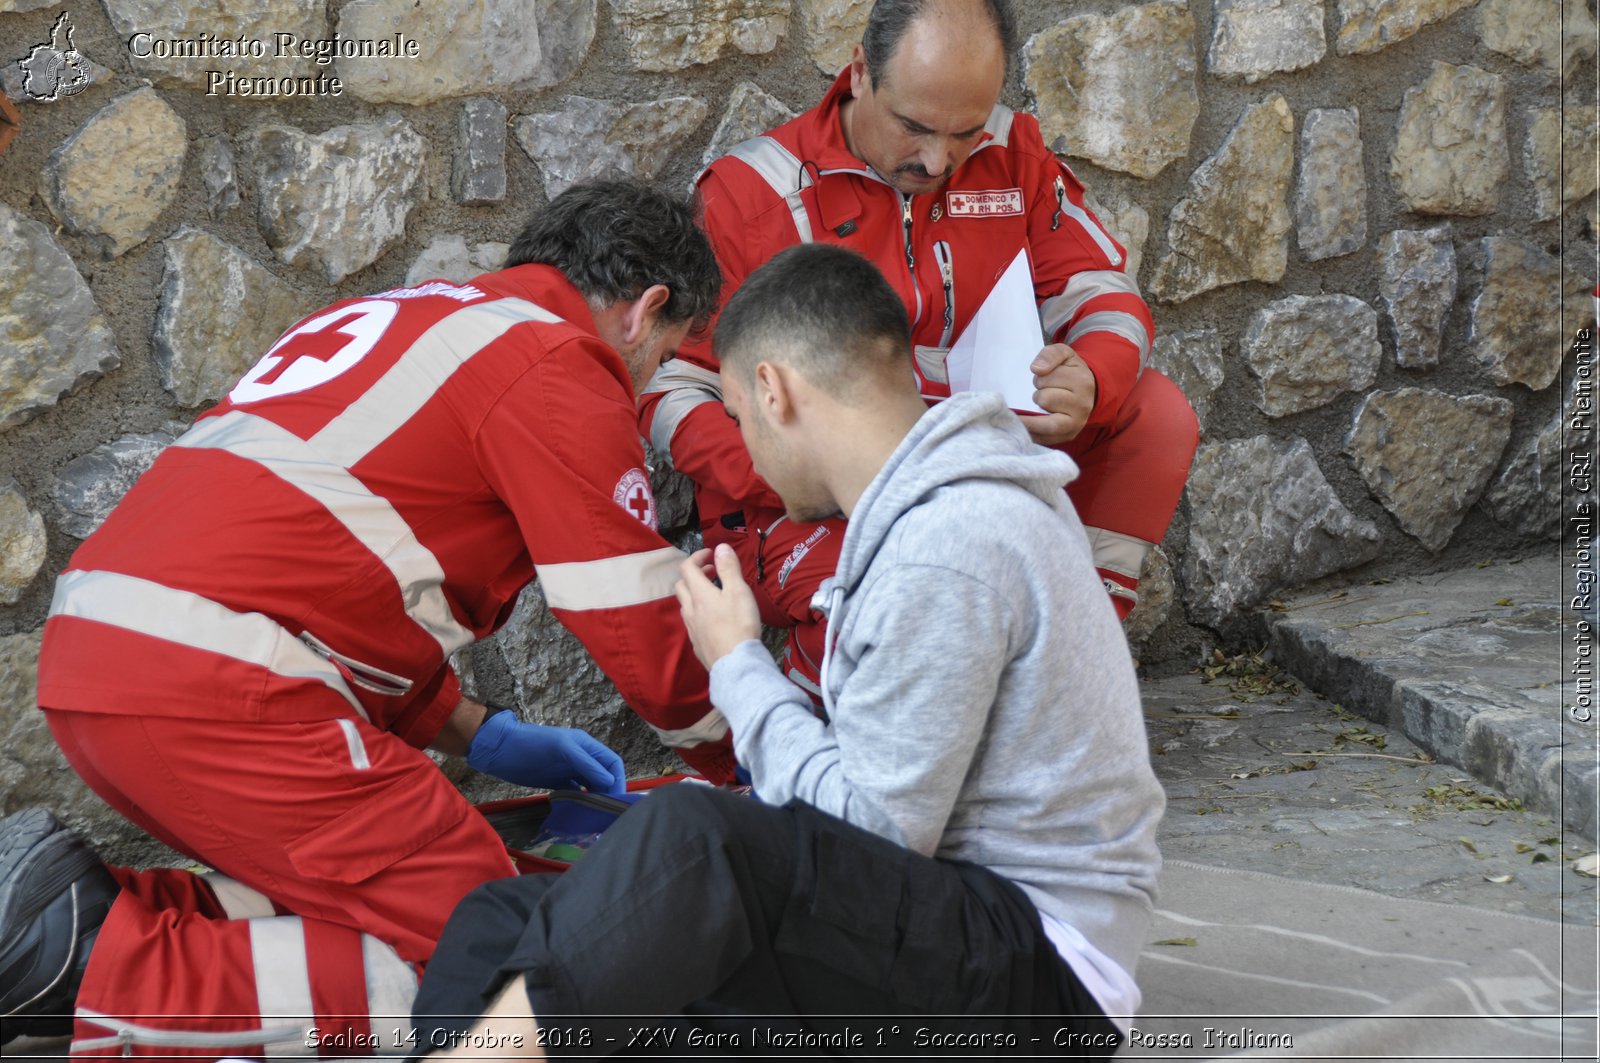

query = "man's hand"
[1022, 343, 1097, 447]
[466, 711, 626, 794]
[675, 543, 763, 671]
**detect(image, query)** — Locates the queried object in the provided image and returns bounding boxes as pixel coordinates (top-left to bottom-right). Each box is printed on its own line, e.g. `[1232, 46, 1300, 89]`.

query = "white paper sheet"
[944, 247, 1046, 414]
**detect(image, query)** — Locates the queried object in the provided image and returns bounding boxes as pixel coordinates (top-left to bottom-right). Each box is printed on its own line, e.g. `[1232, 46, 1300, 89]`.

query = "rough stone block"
[798, 0, 872, 74]
[197, 136, 240, 216]
[1335, 0, 1476, 55]
[455, 98, 509, 205]
[1124, 545, 1175, 646]
[1150, 96, 1294, 303]
[1245, 294, 1380, 417]
[606, 0, 790, 71]
[1488, 370, 1593, 539]
[1469, 236, 1595, 391]
[514, 96, 709, 199]
[1295, 108, 1366, 261]
[337, 0, 555, 104]
[1208, 0, 1327, 82]
[0, 204, 120, 430]
[246, 116, 427, 284]
[1345, 388, 1515, 552]
[0, 479, 46, 605]
[1390, 62, 1508, 217]
[39, 87, 187, 257]
[1024, 2, 1200, 180]
[1149, 328, 1224, 435]
[153, 228, 310, 408]
[53, 430, 182, 540]
[1479, 0, 1598, 79]
[1524, 105, 1599, 222]
[1377, 226, 1456, 370]
[703, 83, 796, 168]
[1182, 435, 1382, 628]
[405, 235, 512, 286]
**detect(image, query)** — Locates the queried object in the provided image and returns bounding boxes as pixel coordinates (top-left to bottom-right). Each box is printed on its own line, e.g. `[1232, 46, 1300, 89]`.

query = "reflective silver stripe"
[1084, 526, 1153, 582]
[362, 935, 420, 1037]
[49, 570, 368, 719]
[1055, 184, 1124, 266]
[1103, 577, 1139, 607]
[913, 344, 951, 385]
[1065, 311, 1153, 366]
[785, 666, 824, 698]
[649, 707, 731, 748]
[311, 297, 562, 469]
[538, 546, 685, 613]
[728, 136, 815, 243]
[176, 412, 474, 660]
[977, 103, 1015, 150]
[250, 917, 317, 1057]
[72, 1008, 307, 1050]
[1038, 269, 1144, 342]
[337, 718, 372, 770]
[201, 873, 277, 920]
[641, 359, 724, 455]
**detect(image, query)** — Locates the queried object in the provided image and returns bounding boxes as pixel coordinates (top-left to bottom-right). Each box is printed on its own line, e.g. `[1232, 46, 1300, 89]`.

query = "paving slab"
[1143, 666, 1596, 924]
[1255, 555, 1596, 838]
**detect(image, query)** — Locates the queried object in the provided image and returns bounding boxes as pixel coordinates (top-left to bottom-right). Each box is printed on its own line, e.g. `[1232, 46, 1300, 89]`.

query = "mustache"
[895, 162, 951, 181]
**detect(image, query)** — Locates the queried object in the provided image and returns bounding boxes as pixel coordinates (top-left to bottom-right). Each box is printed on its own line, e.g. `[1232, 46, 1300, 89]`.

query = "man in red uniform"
[0, 180, 728, 1056]
[640, 0, 1200, 695]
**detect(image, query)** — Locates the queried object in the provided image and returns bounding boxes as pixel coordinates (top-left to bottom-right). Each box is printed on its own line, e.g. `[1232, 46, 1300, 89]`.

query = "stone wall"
[0, 0, 1594, 851]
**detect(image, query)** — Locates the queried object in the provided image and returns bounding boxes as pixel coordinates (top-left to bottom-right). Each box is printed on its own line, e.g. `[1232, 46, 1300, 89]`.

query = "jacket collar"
[788, 67, 1006, 233]
[480, 263, 602, 335]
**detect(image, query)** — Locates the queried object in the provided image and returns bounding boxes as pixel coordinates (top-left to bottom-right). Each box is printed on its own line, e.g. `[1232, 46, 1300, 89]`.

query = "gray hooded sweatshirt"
[708, 391, 1165, 980]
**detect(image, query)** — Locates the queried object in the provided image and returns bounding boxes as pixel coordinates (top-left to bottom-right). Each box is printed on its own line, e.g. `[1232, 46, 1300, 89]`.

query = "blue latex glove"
[467, 711, 626, 794]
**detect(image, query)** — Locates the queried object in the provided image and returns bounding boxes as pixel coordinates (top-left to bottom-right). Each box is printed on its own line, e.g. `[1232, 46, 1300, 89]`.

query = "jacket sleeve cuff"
[392, 667, 462, 750]
[708, 639, 810, 735]
[1072, 334, 1141, 430]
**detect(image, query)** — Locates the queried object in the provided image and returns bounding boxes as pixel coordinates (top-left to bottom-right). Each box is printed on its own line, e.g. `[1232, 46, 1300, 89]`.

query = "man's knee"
[612, 785, 786, 868]
[1129, 369, 1200, 454]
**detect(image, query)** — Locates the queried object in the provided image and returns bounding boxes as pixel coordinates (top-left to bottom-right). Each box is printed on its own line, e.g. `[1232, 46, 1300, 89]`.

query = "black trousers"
[414, 784, 1119, 1058]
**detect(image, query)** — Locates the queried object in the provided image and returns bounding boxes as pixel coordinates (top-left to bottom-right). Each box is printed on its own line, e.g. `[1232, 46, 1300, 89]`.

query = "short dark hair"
[714, 245, 911, 398]
[505, 179, 721, 328]
[861, 0, 1016, 86]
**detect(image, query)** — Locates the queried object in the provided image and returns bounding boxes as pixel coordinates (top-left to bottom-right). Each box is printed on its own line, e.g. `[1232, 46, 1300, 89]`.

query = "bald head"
[861, 0, 1016, 88]
[714, 245, 912, 401]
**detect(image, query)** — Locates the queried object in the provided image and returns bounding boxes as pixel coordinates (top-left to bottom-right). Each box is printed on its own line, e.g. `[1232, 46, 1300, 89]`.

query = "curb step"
[1258, 556, 1595, 838]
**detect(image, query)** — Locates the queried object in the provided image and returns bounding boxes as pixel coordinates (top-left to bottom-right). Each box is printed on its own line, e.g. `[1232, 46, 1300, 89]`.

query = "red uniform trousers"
[44, 708, 515, 1059]
[713, 369, 1199, 694]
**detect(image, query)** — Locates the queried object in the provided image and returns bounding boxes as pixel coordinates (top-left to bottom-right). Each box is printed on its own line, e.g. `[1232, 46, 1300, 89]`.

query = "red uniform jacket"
[40, 265, 734, 779]
[640, 68, 1154, 529]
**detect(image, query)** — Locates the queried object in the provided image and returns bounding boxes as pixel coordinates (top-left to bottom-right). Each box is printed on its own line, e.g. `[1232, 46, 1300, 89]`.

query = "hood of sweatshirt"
[820, 391, 1079, 602]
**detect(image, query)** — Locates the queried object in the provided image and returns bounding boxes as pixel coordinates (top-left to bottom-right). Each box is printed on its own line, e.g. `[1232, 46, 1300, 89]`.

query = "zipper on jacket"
[898, 192, 924, 329]
[299, 630, 413, 697]
[933, 240, 955, 348]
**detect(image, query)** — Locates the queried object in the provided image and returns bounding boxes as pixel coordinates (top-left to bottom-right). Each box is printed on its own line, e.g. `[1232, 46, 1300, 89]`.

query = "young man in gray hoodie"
[413, 244, 1164, 1057]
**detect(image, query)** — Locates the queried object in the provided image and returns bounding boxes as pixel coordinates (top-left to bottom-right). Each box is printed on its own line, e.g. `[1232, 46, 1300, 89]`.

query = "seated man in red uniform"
[0, 180, 729, 1056]
[640, 0, 1200, 696]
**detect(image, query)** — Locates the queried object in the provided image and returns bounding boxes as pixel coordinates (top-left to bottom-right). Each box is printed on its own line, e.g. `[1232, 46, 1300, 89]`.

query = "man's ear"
[753, 361, 796, 424]
[621, 284, 672, 345]
[848, 43, 869, 98]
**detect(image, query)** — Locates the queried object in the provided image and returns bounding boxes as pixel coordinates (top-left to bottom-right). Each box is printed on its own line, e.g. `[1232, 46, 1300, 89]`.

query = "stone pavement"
[1147, 554, 1596, 925]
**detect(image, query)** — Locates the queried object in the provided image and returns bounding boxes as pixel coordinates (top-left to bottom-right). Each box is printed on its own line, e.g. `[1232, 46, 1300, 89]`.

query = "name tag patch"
[945, 189, 1024, 217]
